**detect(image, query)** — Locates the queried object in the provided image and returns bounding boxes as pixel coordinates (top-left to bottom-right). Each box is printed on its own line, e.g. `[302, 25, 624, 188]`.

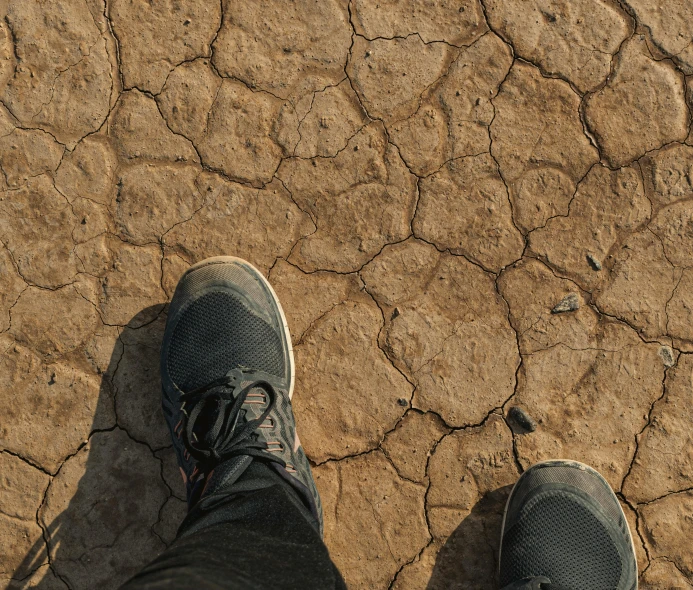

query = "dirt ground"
[1, 0, 693, 588]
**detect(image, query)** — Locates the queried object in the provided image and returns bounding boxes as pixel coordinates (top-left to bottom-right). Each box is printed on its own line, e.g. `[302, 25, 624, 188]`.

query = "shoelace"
[178, 375, 287, 471]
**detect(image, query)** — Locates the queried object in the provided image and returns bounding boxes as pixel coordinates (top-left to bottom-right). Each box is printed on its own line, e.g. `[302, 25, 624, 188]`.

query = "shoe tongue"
[193, 369, 282, 501]
[190, 384, 240, 448]
[193, 370, 271, 443]
[227, 367, 284, 394]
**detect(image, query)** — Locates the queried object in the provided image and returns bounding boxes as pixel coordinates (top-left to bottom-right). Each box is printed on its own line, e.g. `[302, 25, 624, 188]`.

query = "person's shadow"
[10, 303, 514, 590]
[10, 305, 188, 590]
[425, 485, 514, 590]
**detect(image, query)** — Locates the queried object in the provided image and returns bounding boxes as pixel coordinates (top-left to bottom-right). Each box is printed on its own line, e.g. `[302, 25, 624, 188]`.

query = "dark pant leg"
[121, 462, 346, 590]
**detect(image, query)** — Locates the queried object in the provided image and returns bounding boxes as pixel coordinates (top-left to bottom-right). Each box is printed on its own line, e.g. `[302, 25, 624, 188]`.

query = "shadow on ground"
[10, 306, 186, 590]
[10, 303, 514, 590]
[426, 485, 513, 589]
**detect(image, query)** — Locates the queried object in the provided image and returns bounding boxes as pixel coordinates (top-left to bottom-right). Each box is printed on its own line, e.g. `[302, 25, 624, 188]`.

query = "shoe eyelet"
[266, 441, 284, 453]
[260, 417, 275, 429]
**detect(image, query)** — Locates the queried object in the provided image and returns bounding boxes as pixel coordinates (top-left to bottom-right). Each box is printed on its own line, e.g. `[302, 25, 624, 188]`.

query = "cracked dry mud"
[0, 0, 692, 588]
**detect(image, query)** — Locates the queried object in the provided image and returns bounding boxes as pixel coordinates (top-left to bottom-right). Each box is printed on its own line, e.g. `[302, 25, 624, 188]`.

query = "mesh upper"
[167, 290, 284, 391]
[500, 491, 622, 589]
[504, 464, 622, 532]
[171, 260, 274, 318]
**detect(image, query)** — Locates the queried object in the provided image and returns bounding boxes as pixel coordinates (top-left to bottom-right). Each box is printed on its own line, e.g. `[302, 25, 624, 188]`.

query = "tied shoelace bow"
[178, 375, 286, 470]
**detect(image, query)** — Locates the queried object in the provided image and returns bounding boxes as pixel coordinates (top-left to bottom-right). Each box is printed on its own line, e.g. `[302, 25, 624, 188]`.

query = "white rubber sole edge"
[497, 459, 638, 587]
[180, 256, 295, 400]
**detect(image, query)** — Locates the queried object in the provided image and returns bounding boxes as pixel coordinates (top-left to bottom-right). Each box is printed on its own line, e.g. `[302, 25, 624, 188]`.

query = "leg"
[122, 462, 345, 590]
[122, 256, 344, 589]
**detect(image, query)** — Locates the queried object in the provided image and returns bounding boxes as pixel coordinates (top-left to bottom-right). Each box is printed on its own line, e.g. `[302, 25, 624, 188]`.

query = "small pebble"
[586, 253, 602, 271]
[397, 398, 408, 407]
[659, 345, 675, 367]
[551, 293, 579, 314]
[508, 406, 537, 432]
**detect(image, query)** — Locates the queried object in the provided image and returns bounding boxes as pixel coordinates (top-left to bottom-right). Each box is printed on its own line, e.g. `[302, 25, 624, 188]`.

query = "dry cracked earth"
[1, 0, 693, 588]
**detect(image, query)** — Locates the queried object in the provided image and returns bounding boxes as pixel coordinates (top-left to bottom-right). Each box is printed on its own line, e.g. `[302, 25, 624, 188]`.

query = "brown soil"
[1, 0, 692, 588]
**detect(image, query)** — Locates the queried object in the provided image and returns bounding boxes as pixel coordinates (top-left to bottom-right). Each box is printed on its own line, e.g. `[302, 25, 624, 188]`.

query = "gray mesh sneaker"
[160, 256, 323, 535]
[499, 460, 637, 590]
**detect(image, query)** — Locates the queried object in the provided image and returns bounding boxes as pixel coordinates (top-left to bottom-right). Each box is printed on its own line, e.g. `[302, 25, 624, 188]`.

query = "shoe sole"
[497, 459, 638, 586]
[178, 256, 295, 400]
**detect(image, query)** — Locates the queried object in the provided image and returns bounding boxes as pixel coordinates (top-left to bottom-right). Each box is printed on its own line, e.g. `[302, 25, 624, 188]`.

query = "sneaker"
[499, 460, 638, 590]
[160, 256, 322, 534]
